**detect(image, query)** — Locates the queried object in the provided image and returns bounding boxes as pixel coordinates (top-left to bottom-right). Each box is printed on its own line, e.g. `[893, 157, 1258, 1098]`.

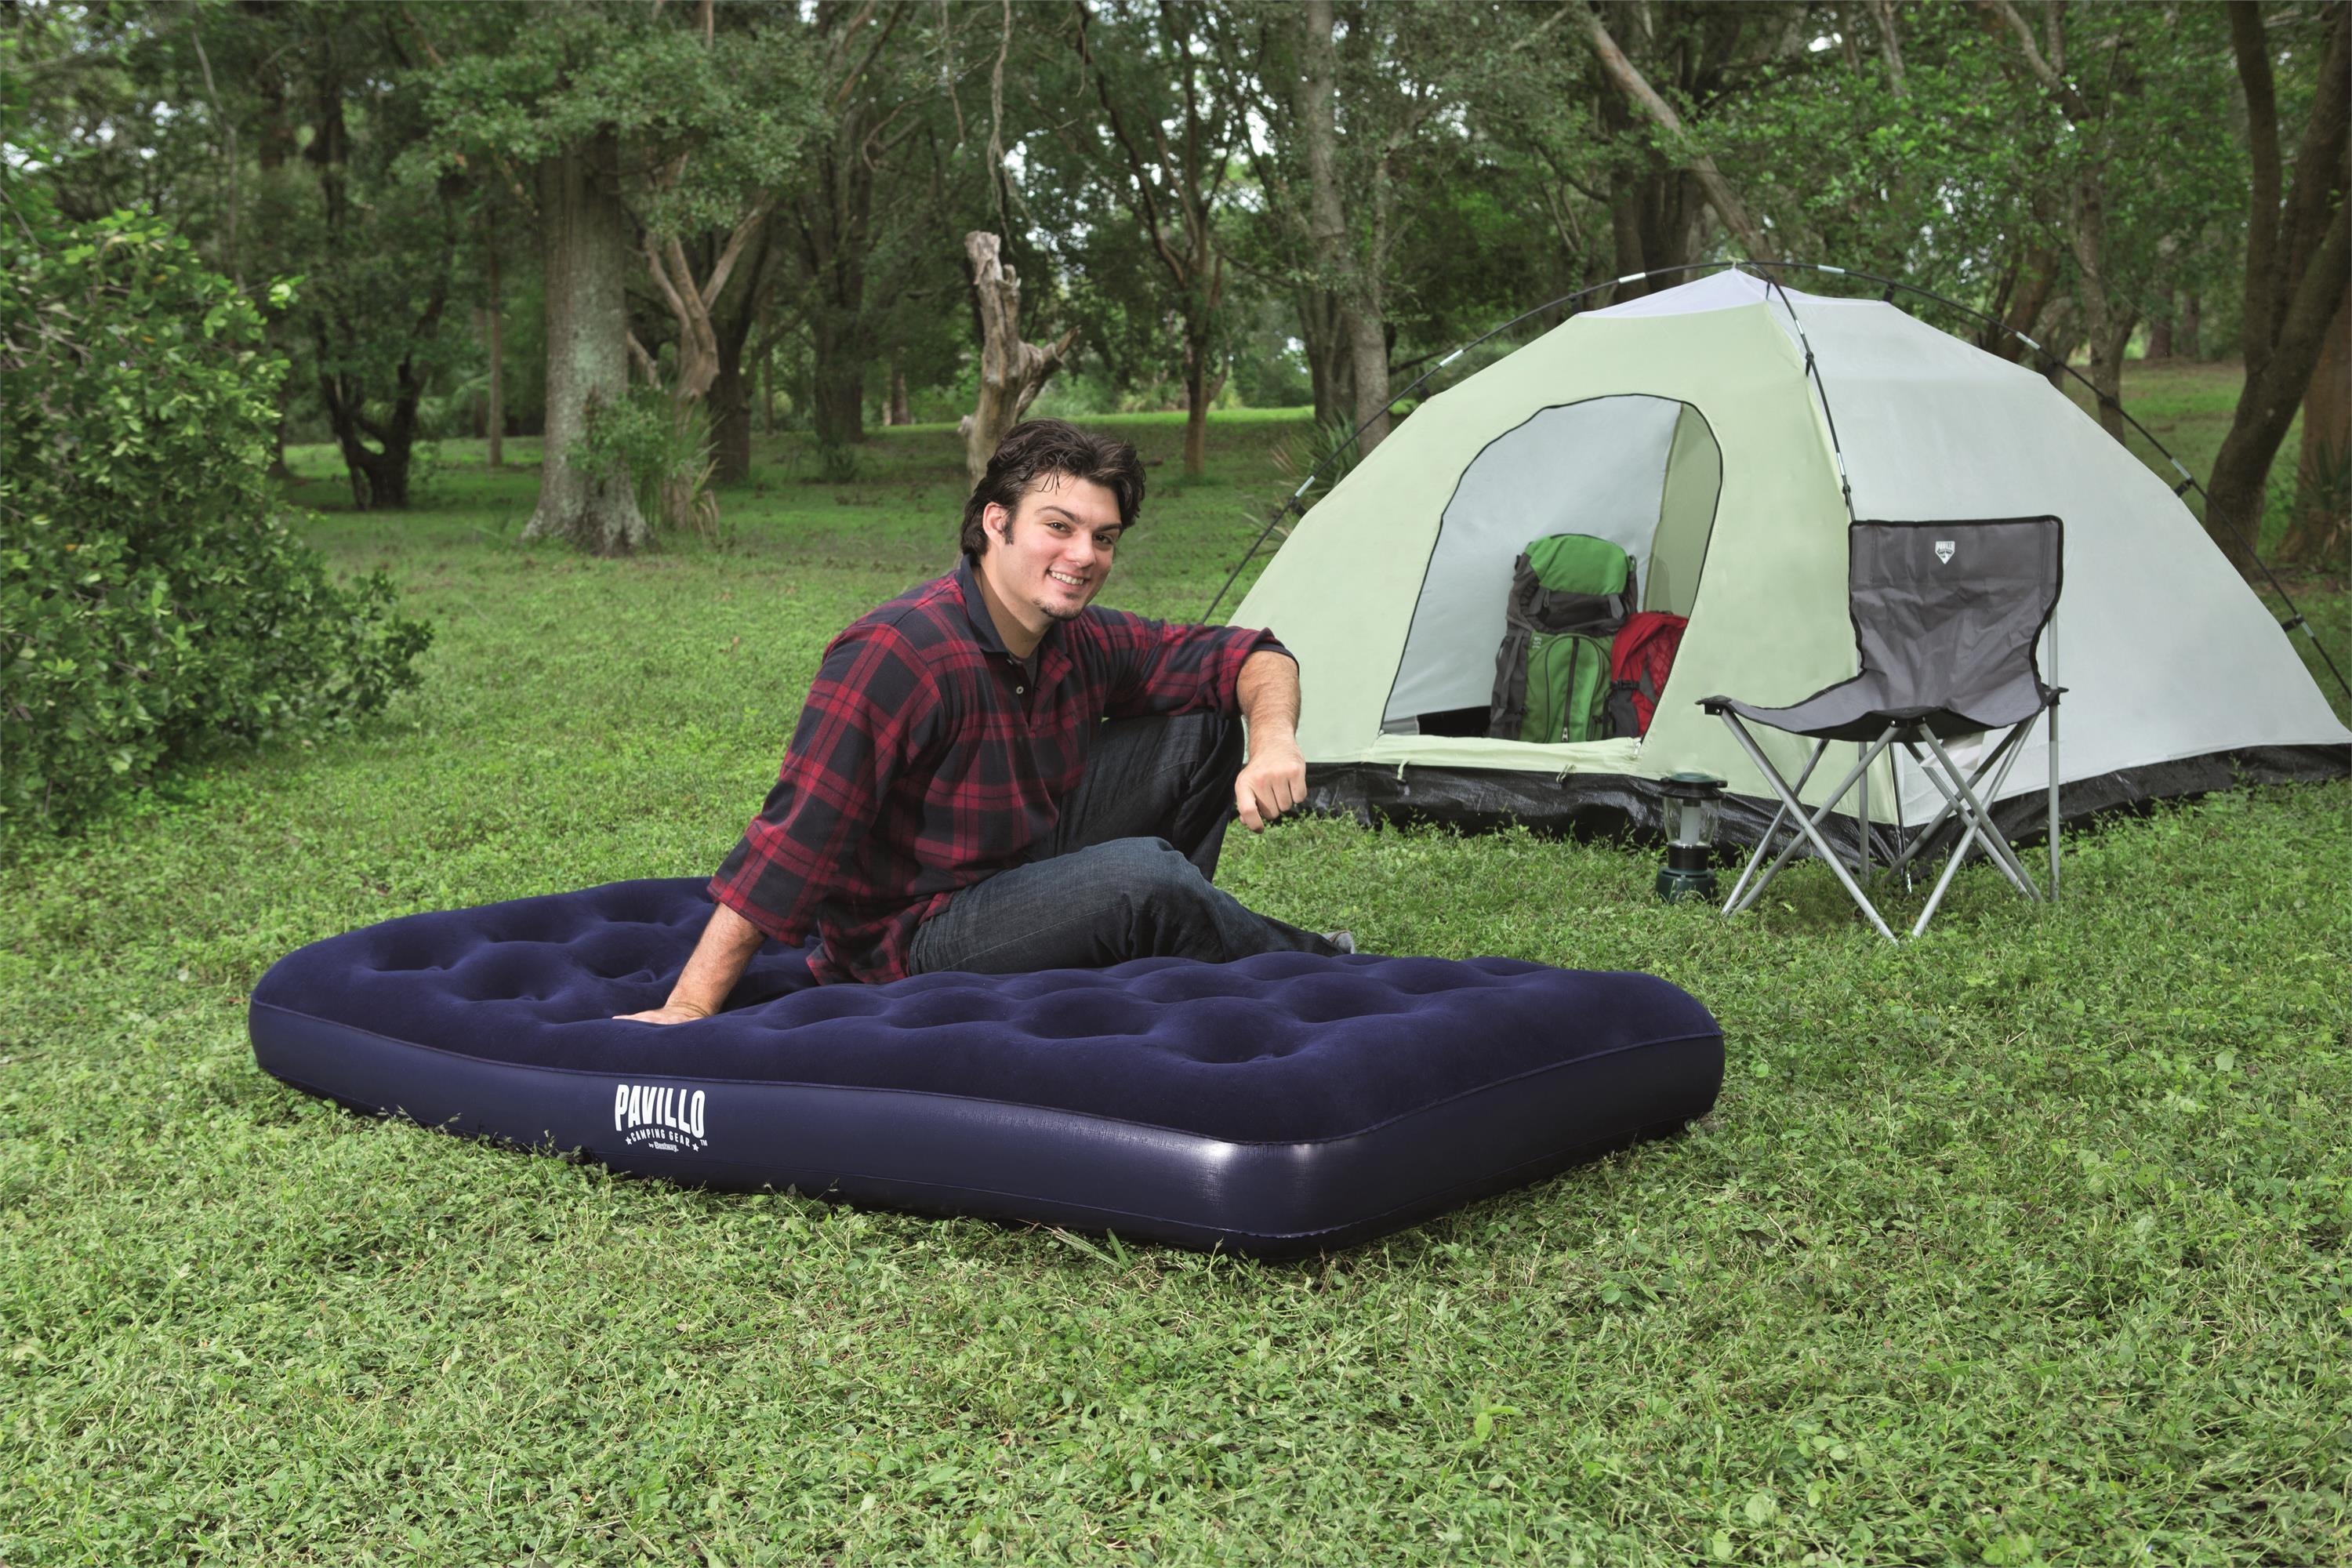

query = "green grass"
[3, 401, 2348, 1566]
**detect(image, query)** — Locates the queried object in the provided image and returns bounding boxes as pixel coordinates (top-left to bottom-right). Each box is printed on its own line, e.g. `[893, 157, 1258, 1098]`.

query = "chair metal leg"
[1721, 735, 1832, 913]
[1907, 726, 2040, 932]
[1893, 764, 1911, 894]
[2046, 699, 2061, 903]
[1897, 724, 2039, 894]
[1904, 741, 2031, 903]
[1724, 739, 1828, 914]
[1715, 716, 1899, 941]
[1921, 726, 2044, 898]
[1911, 818, 1980, 935]
[1727, 729, 1900, 917]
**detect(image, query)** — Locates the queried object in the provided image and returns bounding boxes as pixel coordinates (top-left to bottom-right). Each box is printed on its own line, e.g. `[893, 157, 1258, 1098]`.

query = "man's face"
[976, 473, 1124, 632]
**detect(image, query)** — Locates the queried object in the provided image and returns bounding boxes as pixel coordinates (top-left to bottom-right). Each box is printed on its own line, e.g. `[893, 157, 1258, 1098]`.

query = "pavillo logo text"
[615, 1083, 709, 1152]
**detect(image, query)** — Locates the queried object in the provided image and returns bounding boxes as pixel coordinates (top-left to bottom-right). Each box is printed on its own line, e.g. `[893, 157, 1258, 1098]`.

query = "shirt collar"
[955, 555, 1062, 662]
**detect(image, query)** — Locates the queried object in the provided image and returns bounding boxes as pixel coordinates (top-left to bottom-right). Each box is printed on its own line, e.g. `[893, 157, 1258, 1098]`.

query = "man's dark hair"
[960, 419, 1146, 562]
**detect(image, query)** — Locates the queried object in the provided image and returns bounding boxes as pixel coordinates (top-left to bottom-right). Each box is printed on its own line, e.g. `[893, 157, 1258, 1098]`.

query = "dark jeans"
[907, 711, 1339, 974]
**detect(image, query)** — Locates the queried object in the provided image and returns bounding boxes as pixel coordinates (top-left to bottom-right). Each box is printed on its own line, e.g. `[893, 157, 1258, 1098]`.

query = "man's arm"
[1232, 648, 1306, 832]
[616, 900, 768, 1024]
[617, 622, 936, 1022]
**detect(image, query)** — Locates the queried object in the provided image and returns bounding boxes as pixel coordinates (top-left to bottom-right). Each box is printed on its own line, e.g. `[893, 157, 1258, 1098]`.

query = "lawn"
[2, 377, 2347, 1565]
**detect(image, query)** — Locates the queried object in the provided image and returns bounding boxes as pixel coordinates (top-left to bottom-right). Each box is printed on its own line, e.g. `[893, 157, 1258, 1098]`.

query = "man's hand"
[613, 901, 768, 1024]
[1234, 735, 1306, 831]
[1233, 647, 1308, 832]
[614, 1000, 714, 1026]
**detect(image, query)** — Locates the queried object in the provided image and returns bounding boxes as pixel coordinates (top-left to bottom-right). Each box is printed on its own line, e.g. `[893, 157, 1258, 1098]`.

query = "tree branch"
[831, 1, 898, 113]
[2278, 4, 2350, 305]
[2230, 0, 2284, 368]
[701, 199, 774, 310]
[1566, 0, 1772, 259]
[626, 331, 660, 386]
[1979, 0, 2090, 121]
[1074, 1, 1189, 285]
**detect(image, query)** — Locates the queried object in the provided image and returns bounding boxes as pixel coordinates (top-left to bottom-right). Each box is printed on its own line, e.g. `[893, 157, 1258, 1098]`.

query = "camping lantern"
[1656, 772, 1725, 902]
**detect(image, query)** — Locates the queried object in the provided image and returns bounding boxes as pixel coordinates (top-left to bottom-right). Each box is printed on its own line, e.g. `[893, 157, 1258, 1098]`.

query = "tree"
[532, 125, 648, 552]
[1065, 0, 1245, 478]
[961, 230, 1079, 483]
[287, 5, 461, 510]
[1569, 0, 1778, 271]
[2206, 0, 2350, 568]
[2283, 277, 2347, 568]
[5, 2, 463, 505]
[2, 184, 430, 832]
[424, 1, 812, 550]
[776, 2, 935, 455]
[1229, 0, 1459, 452]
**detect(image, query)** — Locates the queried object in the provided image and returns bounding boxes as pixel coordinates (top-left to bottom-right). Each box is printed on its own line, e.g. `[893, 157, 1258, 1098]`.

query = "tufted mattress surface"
[250, 879, 1724, 1254]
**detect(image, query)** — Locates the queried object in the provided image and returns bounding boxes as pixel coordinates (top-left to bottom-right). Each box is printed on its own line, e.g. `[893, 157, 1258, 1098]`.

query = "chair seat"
[1704, 673, 2056, 745]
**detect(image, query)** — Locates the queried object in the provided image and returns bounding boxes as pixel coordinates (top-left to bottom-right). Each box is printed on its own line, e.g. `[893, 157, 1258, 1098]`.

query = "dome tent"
[1231, 269, 2349, 849]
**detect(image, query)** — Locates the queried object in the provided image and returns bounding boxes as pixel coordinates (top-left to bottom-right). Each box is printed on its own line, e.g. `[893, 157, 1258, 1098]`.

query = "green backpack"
[1487, 533, 1635, 745]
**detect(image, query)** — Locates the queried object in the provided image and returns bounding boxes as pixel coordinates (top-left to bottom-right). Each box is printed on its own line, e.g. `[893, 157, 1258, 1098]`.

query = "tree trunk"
[1298, 287, 1352, 426]
[2146, 296, 2174, 362]
[709, 223, 771, 485]
[1347, 304, 1389, 451]
[485, 212, 504, 468]
[1182, 337, 1212, 481]
[316, 295, 443, 512]
[2207, 2, 2350, 564]
[2279, 281, 2349, 570]
[2085, 310, 2136, 443]
[2180, 293, 2201, 360]
[1574, 0, 1772, 260]
[1978, 244, 2060, 361]
[712, 350, 752, 484]
[524, 132, 648, 554]
[1597, 80, 1706, 301]
[811, 310, 867, 450]
[2206, 208, 2348, 563]
[1299, 0, 1390, 452]
[1072, 2, 1231, 481]
[963, 231, 1078, 485]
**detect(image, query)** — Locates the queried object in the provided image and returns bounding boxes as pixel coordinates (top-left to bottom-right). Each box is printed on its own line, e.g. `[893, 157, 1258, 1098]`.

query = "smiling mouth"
[1047, 570, 1087, 589]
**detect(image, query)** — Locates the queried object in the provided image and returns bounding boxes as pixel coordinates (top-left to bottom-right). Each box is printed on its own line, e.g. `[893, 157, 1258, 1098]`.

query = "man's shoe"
[1322, 930, 1356, 955]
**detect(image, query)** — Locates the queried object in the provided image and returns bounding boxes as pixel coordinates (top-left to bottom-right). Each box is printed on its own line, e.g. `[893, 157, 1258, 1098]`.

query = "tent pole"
[2048, 613, 2061, 903]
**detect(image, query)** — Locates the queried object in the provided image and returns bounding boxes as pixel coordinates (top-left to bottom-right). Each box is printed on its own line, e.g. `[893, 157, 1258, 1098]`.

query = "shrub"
[571, 387, 724, 544]
[1, 208, 433, 835]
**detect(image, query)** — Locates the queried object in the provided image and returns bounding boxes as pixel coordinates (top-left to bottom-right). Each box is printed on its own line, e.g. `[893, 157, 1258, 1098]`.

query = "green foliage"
[0, 208, 432, 836]
[1267, 412, 1368, 503]
[568, 387, 722, 543]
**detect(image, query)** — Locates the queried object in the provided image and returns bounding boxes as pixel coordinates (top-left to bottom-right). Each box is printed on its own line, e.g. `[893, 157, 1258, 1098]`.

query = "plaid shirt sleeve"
[1092, 614, 1292, 720]
[708, 622, 941, 945]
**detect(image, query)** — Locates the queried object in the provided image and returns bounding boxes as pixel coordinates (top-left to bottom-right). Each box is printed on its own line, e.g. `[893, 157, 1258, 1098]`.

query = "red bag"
[1603, 612, 1688, 738]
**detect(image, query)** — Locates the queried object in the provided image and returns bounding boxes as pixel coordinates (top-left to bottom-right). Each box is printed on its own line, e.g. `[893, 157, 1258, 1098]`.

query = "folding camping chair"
[1700, 517, 2064, 940]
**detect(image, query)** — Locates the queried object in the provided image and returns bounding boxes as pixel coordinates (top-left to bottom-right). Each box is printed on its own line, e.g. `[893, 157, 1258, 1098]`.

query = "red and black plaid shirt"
[710, 560, 1287, 984]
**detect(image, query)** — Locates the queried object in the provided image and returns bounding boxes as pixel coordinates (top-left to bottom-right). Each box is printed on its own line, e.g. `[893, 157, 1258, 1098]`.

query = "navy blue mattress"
[249, 879, 1723, 1254]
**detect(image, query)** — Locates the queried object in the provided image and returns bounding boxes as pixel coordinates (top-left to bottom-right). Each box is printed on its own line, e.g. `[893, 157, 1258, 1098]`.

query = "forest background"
[9, 0, 2347, 567]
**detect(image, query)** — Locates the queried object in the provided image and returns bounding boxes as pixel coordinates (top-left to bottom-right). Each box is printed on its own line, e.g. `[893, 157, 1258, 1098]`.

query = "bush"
[1, 208, 433, 835]
[571, 387, 723, 543]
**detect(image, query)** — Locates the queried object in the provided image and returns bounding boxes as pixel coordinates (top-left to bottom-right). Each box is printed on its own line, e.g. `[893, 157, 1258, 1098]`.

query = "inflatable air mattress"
[249, 880, 1723, 1254]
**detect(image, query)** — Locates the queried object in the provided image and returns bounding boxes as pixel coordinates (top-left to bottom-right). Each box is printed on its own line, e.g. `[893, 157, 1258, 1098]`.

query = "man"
[620, 419, 1341, 1024]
